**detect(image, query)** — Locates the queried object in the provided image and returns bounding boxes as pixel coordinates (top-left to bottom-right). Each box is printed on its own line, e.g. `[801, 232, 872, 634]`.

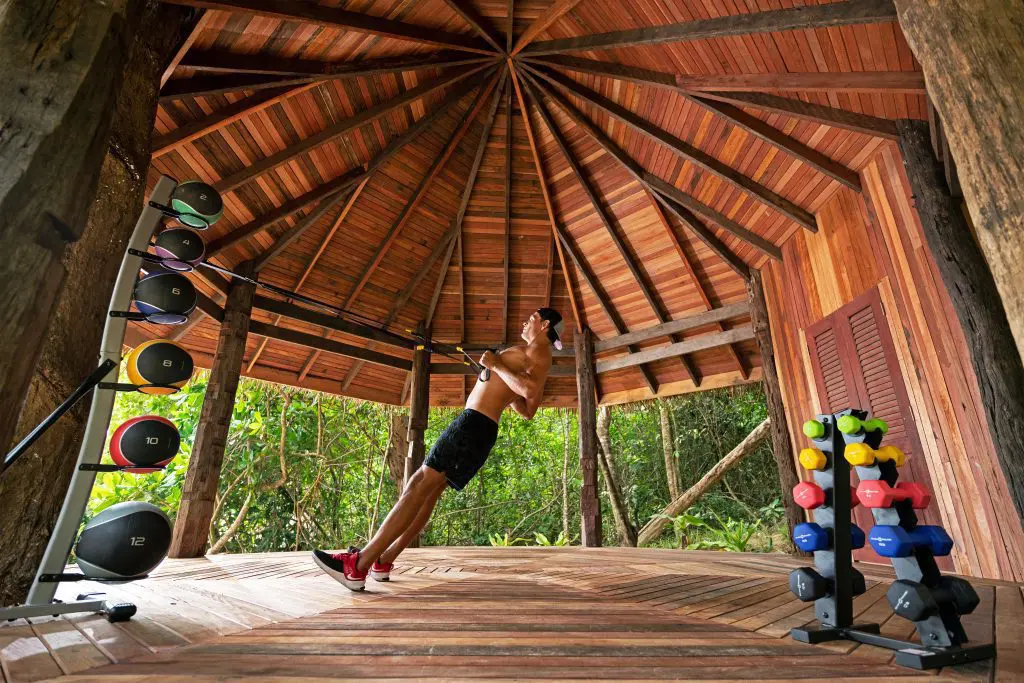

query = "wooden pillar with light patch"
[575, 327, 601, 547]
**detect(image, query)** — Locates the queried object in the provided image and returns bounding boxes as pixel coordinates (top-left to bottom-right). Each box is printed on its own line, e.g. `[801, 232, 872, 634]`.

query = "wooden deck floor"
[1, 548, 1022, 682]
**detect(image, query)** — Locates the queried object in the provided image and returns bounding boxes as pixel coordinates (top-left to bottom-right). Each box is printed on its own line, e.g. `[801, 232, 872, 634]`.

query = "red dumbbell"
[856, 480, 932, 509]
[792, 481, 860, 510]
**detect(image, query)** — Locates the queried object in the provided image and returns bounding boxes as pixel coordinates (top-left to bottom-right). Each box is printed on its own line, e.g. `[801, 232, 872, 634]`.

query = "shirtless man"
[313, 308, 564, 590]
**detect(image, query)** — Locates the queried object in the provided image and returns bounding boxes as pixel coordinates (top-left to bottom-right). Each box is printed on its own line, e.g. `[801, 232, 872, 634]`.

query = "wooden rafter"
[246, 178, 369, 372]
[214, 63, 490, 193]
[508, 64, 583, 333]
[531, 66, 818, 232]
[523, 55, 861, 191]
[595, 327, 755, 374]
[521, 0, 899, 56]
[594, 302, 750, 352]
[645, 189, 747, 381]
[204, 74, 486, 256]
[152, 85, 313, 158]
[503, 75, 512, 344]
[161, 10, 211, 88]
[163, 0, 494, 54]
[339, 71, 501, 310]
[511, 0, 585, 56]
[506, 0, 514, 53]
[519, 70, 659, 393]
[181, 50, 488, 77]
[521, 68, 757, 274]
[440, 0, 504, 53]
[340, 70, 508, 391]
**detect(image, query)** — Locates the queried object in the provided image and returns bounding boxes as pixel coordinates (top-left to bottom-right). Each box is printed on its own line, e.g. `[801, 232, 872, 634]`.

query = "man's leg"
[356, 465, 447, 572]
[377, 477, 446, 566]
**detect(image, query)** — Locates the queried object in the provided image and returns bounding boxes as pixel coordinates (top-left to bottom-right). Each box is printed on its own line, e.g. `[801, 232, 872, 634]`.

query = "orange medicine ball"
[125, 340, 194, 394]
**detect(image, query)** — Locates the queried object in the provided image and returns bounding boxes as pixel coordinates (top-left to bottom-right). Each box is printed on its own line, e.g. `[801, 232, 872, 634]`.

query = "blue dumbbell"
[868, 525, 954, 557]
[792, 522, 865, 552]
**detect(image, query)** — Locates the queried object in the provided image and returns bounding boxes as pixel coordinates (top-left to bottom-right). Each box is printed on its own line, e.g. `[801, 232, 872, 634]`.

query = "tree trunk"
[561, 411, 570, 540]
[0, 1, 193, 605]
[575, 327, 601, 547]
[893, 2, 1024, 366]
[170, 262, 256, 558]
[386, 411, 409, 494]
[638, 418, 771, 546]
[658, 400, 681, 499]
[596, 406, 637, 547]
[894, 120, 1024, 527]
[747, 270, 805, 545]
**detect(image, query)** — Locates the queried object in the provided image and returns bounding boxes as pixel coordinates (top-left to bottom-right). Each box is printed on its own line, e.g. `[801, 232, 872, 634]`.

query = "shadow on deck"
[1, 548, 1021, 681]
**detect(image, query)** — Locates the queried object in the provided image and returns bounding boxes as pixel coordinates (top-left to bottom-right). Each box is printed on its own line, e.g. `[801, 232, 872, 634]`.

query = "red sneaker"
[369, 559, 393, 582]
[313, 547, 366, 591]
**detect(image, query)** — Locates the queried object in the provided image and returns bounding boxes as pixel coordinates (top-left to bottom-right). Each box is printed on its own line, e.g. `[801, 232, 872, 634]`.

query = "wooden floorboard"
[0, 548, 1017, 681]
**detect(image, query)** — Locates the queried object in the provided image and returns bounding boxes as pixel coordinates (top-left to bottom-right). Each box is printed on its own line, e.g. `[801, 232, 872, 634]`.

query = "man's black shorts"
[424, 409, 499, 491]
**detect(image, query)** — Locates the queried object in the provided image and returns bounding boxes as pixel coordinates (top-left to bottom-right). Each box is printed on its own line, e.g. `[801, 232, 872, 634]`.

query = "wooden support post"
[169, 262, 256, 558]
[747, 270, 805, 550]
[404, 322, 431, 549]
[575, 327, 601, 547]
[896, 120, 1024, 526]
[894, 1, 1024, 365]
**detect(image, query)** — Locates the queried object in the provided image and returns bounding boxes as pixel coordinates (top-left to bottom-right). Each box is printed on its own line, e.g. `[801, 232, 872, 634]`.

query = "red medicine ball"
[109, 416, 180, 473]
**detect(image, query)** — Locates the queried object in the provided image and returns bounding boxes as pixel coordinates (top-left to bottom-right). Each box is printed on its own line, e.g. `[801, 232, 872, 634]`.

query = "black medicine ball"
[75, 502, 171, 581]
[170, 181, 223, 229]
[125, 340, 194, 393]
[133, 272, 197, 323]
[110, 416, 180, 471]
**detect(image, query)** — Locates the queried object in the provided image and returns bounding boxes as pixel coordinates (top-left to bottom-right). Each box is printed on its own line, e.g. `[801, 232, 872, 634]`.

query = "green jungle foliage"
[87, 371, 785, 554]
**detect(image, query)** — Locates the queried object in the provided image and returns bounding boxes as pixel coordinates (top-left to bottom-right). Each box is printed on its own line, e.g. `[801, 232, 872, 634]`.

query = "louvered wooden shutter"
[805, 288, 951, 568]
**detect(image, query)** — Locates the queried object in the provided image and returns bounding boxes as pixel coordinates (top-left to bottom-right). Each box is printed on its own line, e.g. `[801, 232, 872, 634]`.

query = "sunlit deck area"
[0, 548, 1020, 682]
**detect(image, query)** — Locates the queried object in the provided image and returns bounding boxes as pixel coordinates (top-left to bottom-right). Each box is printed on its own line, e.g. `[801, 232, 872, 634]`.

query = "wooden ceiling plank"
[655, 192, 751, 279]
[696, 91, 900, 139]
[251, 188, 350, 273]
[163, 0, 493, 54]
[245, 178, 369, 372]
[161, 10, 211, 88]
[524, 55, 861, 191]
[339, 71, 501, 310]
[214, 63, 490, 193]
[511, 0, 586, 56]
[205, 74, 485, 256]
[521, 0, 899, 56]
[503, 77, 512, 344]
[519, 71, 657, 393]
[180, 49, 489, 77]
[153, 85, 311, 158]
[525, 68, 668, 324]
[337, 72, 507, 391]
[646, 189, 747, 380]
[531, 65, 819, 232]
[521, 68, 759, 274]
[595, 327, 755, 374]
[509, 64, 583, 332]
[439, 0, 504, 53]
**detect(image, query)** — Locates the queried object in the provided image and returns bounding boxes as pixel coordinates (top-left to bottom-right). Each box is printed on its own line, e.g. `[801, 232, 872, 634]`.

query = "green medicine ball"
[170, 181, 223, 230]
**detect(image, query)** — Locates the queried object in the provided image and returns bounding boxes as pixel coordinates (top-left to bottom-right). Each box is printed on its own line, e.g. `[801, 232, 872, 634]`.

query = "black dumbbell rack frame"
[790, 408, 995, 670]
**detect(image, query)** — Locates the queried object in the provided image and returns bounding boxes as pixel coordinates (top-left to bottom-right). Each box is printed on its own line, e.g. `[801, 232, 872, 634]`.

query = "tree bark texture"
[169, 262, 256, 558]
[896, 120, 1024, 527]
[658, 400, 682, 500]
[575, 327, 601, 547]
[0, 0, 193, 605]
[747, 270, 805, 545]
[638, 418, 771, 546]
[596, 406, 637, 547]
[894, 1, 1024, 364]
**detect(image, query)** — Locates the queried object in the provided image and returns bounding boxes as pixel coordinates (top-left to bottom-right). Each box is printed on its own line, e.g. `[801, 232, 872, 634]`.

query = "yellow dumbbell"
[845, 442, 876, 466]
[799, 447, 827, 471]
[874, 445, 905, 467]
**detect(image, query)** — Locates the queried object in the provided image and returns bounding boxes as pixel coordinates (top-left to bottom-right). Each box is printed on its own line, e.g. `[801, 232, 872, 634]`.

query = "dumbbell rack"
[0, 177, 179, 623]
[790, 408, 995, 669]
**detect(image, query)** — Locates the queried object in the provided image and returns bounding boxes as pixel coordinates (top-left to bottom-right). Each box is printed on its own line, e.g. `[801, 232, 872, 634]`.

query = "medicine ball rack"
[789, 408, 995, 670]
[0, 176, 183, 623]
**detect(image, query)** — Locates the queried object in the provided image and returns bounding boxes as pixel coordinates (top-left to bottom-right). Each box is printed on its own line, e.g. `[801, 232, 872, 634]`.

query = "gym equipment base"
[791, 624, 996, 669]
[0, 598, 136, 622]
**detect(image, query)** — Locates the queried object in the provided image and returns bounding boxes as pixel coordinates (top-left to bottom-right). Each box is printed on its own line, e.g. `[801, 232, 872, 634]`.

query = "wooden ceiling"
[137, 0, 925, 407]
